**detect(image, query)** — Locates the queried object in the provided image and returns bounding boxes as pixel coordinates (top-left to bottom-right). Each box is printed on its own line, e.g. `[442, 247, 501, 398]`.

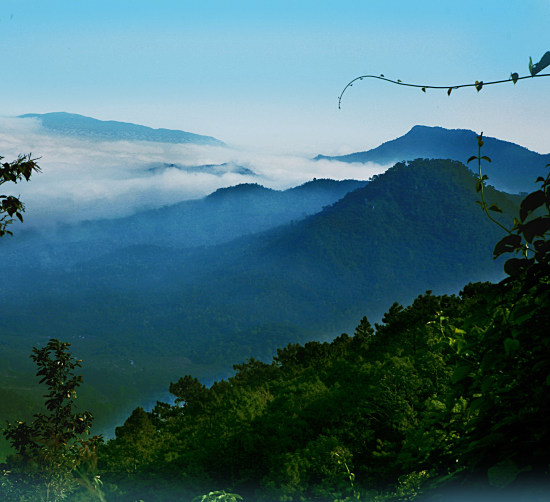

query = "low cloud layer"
[0, 116, 389, 227]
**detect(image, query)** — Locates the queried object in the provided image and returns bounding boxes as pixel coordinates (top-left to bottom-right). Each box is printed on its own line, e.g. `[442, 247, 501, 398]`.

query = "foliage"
[1, 340, 103, 501]
[95, 148, 550, 500]
[339, 51, 550, 107]
[192, 490, 243, 502]
[0, 153, 40, 237]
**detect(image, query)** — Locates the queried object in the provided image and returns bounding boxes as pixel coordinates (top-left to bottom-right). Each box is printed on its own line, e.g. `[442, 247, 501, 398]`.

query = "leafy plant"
[0, 153, 40, 236]
[192, 490, 244, 502]
[2, 339, 103, 501]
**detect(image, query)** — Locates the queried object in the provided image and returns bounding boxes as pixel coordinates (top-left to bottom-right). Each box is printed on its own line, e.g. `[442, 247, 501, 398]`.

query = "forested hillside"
[0, 159, 521, 440]
[2, 154, 549, 501]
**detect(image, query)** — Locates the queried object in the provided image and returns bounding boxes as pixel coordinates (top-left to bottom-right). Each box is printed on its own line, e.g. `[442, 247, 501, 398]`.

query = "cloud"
[0, 116, 389, 227]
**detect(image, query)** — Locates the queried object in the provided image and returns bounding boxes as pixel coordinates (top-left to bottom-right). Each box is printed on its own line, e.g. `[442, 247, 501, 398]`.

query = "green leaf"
[451, 365, 471, 384]
[504, 258, 531, 277]
[469, 397, 485, 413]
[481, 156, 491, 163]
[519, 190, 546, 221]
[467, 155, 478, 164]
[520, 216, 550, 243]
[529, 56, 534, 76]
[477, 133, 484, 147]
[475, 181, 483, 192]
[493, 234, 522, 257]
[504, 338, 520, 356]
[488, 204, 502, 213]
[488, 459, 519, 488]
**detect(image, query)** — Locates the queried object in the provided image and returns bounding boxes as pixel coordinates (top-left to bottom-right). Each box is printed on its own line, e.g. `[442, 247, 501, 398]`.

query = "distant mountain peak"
[146, 161, 256, 177]
[18, 112, 225, 146]
[315, 125, 550, 194]
[207, 183, 274, 199]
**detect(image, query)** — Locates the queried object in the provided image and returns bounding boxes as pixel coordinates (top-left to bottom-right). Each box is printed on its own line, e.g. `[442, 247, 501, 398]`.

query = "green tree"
[0, 153, 40, 236]
[2, 339, 102, 501]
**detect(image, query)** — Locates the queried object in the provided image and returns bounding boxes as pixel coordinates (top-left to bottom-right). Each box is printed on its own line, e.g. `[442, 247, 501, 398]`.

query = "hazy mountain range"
[18, 112, 225, 146]
[1, 159, 522, 435]
[1, 116, 542, 438]
[316, 125, 550, 194]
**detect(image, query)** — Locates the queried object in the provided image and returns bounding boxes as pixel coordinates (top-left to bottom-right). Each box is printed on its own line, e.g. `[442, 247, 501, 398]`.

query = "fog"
[0, 116, 389, 226]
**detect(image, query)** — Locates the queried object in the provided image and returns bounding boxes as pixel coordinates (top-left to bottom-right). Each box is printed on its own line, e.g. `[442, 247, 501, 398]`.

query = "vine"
[338, 51, 550, 108]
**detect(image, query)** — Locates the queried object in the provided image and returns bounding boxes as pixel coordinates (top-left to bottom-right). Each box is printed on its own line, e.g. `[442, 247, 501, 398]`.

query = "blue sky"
[1, 0, 548, 154]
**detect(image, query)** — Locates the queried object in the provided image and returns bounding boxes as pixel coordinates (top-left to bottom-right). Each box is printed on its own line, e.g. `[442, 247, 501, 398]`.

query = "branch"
[338, 72, 550, 109]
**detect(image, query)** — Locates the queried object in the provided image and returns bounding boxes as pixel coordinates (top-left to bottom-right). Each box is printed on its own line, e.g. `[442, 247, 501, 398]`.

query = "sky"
[1, 0, 548, 154]
[0, 0, 549, 226]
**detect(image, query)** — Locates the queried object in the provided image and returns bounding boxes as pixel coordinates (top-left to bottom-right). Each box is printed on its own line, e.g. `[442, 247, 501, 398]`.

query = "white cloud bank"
[0, 116, 390, 226]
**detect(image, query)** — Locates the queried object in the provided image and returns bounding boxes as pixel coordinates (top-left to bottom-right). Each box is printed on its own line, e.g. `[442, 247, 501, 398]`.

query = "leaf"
[519, 190, 546, 221]
[504, 338, 520, 356]
[477, 133, 484, 147]
[469, 397, 485, 413]
[520, 216, 550, 243]
[467, 155, 478, 164]
[493, 234, 522, 257]
[530, 51, 550, 76]
[488, 204, 502, 213]
[451, 365, 471, 384]
[504, 258, 531, 277]
[488, 459, 519, 488]
[475, 181, 483, 192]
[511, 72, 519, 84]
[481, 156, 491, 163]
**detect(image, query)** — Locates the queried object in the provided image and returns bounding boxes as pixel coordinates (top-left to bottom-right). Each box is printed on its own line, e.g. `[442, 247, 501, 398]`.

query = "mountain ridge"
[0, 158, 523, 436]
[315, 125, 550, 194]
[18, 112, 225, 146]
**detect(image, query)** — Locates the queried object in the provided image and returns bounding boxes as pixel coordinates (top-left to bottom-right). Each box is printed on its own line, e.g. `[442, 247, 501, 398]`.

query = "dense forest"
[2, 145, 550, 501]
[0, 158, 520, 443]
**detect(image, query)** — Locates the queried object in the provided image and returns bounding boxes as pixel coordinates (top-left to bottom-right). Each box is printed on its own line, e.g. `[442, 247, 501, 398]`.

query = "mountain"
[2, 178, 367, 268]
[315, 125, 550, 194]
[146, 161, 256, 176]
[0, 159, 521, 434]
[18, 112, 225, 146]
